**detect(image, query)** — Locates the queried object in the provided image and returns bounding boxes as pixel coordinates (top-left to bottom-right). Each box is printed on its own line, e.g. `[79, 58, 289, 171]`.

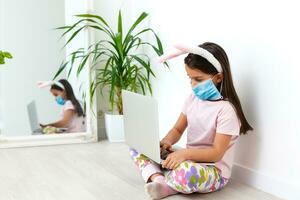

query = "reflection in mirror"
[33, 79, 86, 135]
[0, 0, 88, 137]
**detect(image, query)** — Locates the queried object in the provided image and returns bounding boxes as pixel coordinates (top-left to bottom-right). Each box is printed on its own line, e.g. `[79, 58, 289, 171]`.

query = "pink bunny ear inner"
[157, 49, 186, 63]
[37, 81, 54, 88]
[174, 44, 194, 53]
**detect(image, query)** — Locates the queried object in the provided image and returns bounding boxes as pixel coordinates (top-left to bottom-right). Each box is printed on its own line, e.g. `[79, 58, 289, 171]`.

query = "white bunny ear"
[173, 43, 194, 53]
[157, 43, 191, 63]
[157, 43, 223, 72]
[37, 81, 54, 89]
[157, 49, 186, 63]
[37, 80, 65, 90]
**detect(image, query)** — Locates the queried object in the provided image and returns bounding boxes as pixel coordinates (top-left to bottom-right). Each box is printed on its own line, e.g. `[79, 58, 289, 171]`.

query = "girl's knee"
[164, 161, 196, 193]
[164, 161, 211, 194]
[174, 160, 202, 172]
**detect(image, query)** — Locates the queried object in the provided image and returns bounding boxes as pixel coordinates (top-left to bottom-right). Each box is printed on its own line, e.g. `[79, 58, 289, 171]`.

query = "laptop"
[27, 101, 43, 134]
[122, 90, 215, 166]
[27, 101, 68, 134]
[122, 90, 166, 163]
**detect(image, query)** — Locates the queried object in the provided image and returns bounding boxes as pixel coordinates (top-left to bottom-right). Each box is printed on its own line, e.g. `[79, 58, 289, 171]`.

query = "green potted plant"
[0, 50, 13, 65]
[54, 11, 167, 142]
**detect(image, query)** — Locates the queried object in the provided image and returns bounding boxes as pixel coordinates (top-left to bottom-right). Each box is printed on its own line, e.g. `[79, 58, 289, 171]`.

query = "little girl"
[129, 42, 253, 199]
[38, 79, 86, 133]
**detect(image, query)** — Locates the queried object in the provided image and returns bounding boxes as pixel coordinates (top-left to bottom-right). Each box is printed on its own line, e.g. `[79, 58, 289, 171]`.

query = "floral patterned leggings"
[129, 148, 228, 194]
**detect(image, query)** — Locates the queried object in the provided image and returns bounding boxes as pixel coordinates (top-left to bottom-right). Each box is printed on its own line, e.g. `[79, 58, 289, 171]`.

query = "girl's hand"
[160, 139, 172, 153]
[162, 149, 188, 170]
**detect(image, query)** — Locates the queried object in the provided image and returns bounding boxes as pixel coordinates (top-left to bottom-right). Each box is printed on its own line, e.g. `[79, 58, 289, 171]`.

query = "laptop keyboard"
[160, 148, 172, 160]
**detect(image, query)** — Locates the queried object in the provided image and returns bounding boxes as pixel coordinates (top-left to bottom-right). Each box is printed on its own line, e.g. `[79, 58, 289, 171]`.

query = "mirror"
[0, 0, 94, 139]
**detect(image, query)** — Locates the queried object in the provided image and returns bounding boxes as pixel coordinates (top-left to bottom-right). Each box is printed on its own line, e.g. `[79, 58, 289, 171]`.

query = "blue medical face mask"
[192, 78, 223, 101]
[55, 96, 66, 105]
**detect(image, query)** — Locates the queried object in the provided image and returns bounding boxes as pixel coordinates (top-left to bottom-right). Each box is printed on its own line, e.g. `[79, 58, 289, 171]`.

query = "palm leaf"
[131, 55, 155, 77]
[75, 14, 109, 27]
[53, 61, 69, 80]
[54, 10, 167, 114]
[123, 12, 148, 48]
[118, 10, 123, 43]
[77, 54, 90, 76]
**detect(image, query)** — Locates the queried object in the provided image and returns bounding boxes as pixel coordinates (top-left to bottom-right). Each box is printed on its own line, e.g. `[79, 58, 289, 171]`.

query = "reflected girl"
[39, 79, 86, 133]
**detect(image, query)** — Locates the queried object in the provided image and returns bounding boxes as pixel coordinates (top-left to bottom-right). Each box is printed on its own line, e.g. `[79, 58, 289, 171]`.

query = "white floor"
[0, 141, 282, 200]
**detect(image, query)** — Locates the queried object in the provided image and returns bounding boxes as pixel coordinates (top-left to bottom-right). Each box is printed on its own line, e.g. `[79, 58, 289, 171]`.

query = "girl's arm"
[43, 110, 75, 128]
[162, 133, 232, 169]
[160, 113, 187, 148]
[184, 133, 232, 162]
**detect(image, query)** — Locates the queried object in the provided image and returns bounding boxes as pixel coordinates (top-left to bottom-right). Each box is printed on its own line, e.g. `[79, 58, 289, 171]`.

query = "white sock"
[144, 175, 178, 199]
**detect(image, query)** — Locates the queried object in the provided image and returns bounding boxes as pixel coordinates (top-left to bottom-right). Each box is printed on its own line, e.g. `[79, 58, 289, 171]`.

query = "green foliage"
[55, 11, 167, 114]
[0, 51, 13, 65]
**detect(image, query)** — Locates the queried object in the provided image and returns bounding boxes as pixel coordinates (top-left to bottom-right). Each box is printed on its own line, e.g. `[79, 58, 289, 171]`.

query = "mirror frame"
[0, 0, 99, 148]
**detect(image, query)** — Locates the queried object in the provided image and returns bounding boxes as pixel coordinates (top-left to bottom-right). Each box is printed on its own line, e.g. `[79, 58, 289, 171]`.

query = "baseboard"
[0, 132, 96, 148]
[232, 163, 300, 200]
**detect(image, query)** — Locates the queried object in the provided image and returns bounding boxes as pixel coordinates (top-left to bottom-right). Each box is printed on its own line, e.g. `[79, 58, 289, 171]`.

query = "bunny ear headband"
[37, 81, 65, 90]
[158, 44, 223, 73]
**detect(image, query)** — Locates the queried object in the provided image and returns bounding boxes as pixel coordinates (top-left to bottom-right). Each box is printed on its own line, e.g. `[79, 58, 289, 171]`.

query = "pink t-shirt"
[182, 93, 240, 179]
[61, 101, 86, 133]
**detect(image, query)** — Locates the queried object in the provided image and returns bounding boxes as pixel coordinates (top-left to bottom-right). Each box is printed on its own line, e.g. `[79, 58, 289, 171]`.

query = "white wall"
[0, 0, 66, 136]
[95, 0, 300, 199]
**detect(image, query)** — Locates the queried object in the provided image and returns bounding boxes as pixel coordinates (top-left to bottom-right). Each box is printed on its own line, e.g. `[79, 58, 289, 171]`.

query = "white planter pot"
[104, 113, 125, 142]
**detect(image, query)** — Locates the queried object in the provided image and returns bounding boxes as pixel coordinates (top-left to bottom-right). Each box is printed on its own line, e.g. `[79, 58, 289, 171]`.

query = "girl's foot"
[144, 175, 178, 199]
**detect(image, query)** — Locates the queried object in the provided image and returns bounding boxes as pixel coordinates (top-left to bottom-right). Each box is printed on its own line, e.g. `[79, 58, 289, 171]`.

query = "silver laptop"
[27, 101, 43, 134]
[122, 90, 215, 166]
[27, 101, 68, 134]
[122, 90, 172, 164]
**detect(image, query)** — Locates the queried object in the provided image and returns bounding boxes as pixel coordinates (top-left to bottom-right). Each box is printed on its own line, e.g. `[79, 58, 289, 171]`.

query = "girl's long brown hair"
[51, 79, 85, 117]
[184, 42, 253, 134]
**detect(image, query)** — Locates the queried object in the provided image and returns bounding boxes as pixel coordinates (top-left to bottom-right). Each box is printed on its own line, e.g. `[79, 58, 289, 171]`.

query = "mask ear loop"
[219, 81, 224, 100]
[212, 74, 224, 100]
